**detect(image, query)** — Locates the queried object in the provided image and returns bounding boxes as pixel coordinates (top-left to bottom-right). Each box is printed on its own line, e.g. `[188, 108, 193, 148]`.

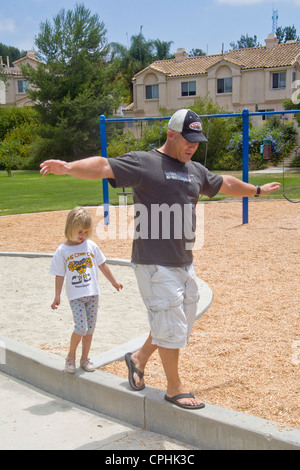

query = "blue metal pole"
[242, 109, 250, 225]
[99, 115, 110, 225]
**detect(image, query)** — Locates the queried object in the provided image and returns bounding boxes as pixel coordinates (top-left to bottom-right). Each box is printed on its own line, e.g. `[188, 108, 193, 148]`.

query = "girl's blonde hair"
[65, 207, 92, 241]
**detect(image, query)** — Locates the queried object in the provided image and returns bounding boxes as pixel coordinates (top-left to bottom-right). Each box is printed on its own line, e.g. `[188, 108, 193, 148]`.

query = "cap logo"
[189, 122, 202, 132]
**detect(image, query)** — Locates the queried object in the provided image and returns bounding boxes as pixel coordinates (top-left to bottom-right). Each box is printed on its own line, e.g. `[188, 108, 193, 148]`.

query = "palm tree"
[153, 39, 174, 60]
[110, 29, 174, 102]
[110, 28, 154, 101]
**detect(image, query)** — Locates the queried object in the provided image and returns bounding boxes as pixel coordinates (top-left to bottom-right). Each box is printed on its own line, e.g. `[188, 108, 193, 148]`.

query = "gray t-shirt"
[108, 149, 223, 267]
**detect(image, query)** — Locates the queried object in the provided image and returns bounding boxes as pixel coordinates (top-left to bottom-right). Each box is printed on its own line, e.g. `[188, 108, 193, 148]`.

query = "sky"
[0, 0, 300, 57]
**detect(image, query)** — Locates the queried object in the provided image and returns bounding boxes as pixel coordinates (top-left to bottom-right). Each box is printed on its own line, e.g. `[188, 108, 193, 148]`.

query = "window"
[258, 109, 274, 121]
[181, 81, 196, 97]
[272, 72, 286, 89]
[17, 80, 29, 94]
[146, 84, 159, 100]
[217, 77, 232, 94]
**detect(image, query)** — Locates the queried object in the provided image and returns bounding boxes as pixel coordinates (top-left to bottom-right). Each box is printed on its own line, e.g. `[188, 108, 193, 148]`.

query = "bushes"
[0, 107, 41, 174]
[107, 120, 168, 157]
[189, 97, 240, 170]
[0, 107, 35, 140]
[226, 116, 297, 170]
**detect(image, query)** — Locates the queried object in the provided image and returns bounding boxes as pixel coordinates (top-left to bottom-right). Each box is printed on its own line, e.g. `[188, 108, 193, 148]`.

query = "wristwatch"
[254, 185, 261, 197]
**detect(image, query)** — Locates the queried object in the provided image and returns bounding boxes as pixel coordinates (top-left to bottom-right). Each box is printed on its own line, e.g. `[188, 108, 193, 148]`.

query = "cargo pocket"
[146, 295, 185, 346]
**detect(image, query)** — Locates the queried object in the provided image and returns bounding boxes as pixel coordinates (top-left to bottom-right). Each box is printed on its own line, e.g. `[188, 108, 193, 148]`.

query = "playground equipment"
[100, 108, 300, 224]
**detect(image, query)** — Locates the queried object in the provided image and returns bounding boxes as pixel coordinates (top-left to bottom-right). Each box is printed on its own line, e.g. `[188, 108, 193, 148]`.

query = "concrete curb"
[0, 335, 299, 450]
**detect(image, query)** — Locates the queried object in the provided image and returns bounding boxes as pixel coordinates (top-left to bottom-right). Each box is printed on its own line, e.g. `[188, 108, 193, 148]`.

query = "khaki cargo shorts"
[133, 264, 200, 349]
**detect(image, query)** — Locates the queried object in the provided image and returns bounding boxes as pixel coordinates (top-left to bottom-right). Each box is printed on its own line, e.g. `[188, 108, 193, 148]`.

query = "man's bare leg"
[159, 346, 204, 407]
[131, 336, 203, 406]
[130, 333, 157, 389]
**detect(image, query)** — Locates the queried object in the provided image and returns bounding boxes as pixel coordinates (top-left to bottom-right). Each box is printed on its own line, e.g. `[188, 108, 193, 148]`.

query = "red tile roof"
[135, 41, 300, 79]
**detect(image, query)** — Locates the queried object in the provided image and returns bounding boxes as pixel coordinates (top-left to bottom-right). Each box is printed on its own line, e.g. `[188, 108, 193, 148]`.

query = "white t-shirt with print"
[49, 239, 106, 301]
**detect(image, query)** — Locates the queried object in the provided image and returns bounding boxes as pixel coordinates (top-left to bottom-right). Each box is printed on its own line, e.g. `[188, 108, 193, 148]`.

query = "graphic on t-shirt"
[165, 171, 197, 183]
[68, 257, 93, 287]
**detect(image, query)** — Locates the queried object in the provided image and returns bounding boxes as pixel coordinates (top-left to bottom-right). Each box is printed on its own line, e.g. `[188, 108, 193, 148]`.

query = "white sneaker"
[65, 356, 76, 374]
[80, 358, 95, 372]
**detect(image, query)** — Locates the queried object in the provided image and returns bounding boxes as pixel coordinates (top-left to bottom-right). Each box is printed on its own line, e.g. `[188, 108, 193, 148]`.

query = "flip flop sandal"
[125, 352, 146, 391]
[164, 393, 205, 410]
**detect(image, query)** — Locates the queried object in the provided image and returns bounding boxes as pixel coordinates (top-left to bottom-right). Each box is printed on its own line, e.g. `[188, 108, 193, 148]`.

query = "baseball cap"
[168, 109, 207, 143]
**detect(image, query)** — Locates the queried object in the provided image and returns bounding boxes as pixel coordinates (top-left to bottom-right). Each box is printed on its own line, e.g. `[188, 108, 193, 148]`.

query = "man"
[40, 109, 280, 409]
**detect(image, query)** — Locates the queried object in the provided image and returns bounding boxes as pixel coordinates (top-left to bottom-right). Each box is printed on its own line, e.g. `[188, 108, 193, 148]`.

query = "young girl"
[50, 207, 123, 374]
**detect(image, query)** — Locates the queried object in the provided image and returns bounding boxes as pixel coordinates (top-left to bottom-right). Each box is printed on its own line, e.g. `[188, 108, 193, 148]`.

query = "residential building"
[123, 34, 300, 121]
[0, 51, 40, 107]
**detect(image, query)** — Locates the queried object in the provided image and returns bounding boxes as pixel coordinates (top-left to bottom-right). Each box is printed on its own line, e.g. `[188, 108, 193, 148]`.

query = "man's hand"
[40, 160, 69, 176]
[260, 182, 281, 195]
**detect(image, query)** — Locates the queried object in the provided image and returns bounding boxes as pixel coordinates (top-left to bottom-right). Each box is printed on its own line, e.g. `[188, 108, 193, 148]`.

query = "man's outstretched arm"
[219, 175, 281, 197]
[40, 157, 114, 180]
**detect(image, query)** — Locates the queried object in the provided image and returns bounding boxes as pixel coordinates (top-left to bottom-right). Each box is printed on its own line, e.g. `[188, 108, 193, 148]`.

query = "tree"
[189, 49, 206, 57]
[110, 28, 155, 102]
[190, 96, 239, 169]
[153, 39, 174, 60]
[283, 97, 300, 127]
[21, 4, 123, 161]
[276, 25, 299, 43]
[0, 107, 41, 175]
[230, 34, 261, 50]
[110, 29, 174, 102]
[0, 44, 27, 86]
[0, 43, 26, 63]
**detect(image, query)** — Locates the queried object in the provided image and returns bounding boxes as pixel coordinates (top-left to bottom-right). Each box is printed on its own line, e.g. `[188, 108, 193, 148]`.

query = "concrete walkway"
[0, 372, 196, 451]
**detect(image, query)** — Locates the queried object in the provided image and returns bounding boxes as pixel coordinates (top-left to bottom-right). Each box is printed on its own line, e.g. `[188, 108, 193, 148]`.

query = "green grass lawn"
[0, 169, 299, 216]
[0, 170, 130, 215]
[199, 170, 300, 202]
